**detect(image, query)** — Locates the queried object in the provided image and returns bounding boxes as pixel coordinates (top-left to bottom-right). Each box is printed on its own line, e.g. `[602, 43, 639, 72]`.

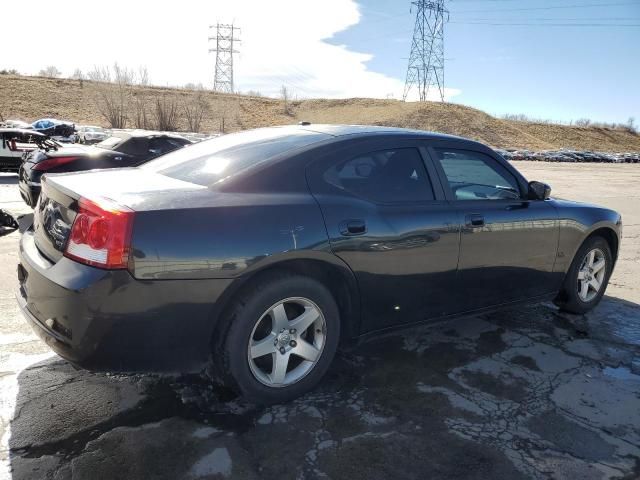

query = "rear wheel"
[221, 274, 340, 404]
[557, 236, 612, 314]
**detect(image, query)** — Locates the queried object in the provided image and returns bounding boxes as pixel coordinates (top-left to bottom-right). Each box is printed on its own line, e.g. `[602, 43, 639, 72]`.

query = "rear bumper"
[17, 229, 234, 373]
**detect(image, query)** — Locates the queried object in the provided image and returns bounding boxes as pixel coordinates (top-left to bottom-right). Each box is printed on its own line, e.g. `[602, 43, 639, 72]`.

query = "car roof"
[272, 123, 473, 143]
[109, 129, 189, 140]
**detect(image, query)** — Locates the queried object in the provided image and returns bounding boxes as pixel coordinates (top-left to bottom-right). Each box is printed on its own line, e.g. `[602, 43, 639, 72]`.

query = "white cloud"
[2, 0, 460, 101]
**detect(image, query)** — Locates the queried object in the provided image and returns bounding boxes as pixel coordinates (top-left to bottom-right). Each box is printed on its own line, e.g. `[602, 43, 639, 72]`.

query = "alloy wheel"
[577, 248, 607, 303]
[247, 297, 326, 387]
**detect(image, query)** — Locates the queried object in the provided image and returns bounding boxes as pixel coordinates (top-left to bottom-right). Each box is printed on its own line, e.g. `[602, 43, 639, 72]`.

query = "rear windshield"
[96, 136, 124, 150]
[142, 128, 329, 186]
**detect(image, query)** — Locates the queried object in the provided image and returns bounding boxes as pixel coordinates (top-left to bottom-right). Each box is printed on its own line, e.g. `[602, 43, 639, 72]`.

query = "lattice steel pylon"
[209, 24, 241, 93]
[403, 1, 449, 102]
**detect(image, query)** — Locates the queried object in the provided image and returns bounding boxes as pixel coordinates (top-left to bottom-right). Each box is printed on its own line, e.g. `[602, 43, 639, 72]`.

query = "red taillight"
[64, 197, 134, 269]
[33, 156, 79, 171]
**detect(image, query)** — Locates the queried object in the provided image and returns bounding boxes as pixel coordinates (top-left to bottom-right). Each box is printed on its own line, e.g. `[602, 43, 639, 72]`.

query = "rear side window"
[117, 138, 148, 156]
[434, 149, 521, 201]
[323, 148, 435, 203]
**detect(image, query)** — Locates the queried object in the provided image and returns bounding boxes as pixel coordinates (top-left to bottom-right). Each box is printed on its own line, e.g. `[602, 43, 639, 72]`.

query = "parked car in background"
[31, 118, 76, 142]
[15, 125, 621, 404]
[77, 126, 108, 144]
[19, 130, 192, 206]
[0, 128, 47, 172]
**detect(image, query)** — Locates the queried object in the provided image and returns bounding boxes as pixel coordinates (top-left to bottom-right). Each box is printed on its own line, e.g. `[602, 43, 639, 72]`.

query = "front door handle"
[339, 219, 367, 236]
[465, 214, 485, 227]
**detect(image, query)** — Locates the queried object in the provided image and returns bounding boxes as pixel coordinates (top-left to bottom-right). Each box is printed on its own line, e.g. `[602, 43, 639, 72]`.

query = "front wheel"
[556, 236, 612, 314]
[221, 274, 340, 404]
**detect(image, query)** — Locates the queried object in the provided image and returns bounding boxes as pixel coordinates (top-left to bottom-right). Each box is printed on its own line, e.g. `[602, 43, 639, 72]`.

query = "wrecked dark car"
[19, 131, 192, 207]
[31, 118, 76, 140]
[0, 128, 47, 172]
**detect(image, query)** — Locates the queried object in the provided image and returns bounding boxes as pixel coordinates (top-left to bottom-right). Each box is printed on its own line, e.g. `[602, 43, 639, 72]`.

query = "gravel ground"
[1, 163, 639, 480]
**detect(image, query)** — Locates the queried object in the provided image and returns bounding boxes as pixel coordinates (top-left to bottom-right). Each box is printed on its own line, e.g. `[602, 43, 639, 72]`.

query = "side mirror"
[528, 181, 551, 200]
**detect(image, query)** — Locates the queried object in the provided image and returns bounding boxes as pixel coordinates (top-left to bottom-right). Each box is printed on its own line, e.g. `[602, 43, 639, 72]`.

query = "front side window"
[324, 148, 434, 203]
[434, 149, 521, 201]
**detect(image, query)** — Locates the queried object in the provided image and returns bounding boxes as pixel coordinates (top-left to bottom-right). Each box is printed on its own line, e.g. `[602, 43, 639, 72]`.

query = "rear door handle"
[465, 214, 485, 227]
[339, 219, 367, 236]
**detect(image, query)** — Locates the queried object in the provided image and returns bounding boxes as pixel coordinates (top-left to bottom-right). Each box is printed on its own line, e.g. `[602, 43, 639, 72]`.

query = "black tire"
[556, 236, 612, 314]
[220, 273, 340, 404]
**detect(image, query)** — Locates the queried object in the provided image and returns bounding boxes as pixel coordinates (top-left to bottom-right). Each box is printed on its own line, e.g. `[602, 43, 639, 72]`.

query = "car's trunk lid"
[33, 178, 80, 262]
[33, 168, 207, 263]
[24, 144, 93, 166]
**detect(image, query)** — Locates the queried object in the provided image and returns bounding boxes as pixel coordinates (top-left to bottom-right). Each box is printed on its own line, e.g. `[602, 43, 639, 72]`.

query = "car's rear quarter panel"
[129, 192, 332, 280]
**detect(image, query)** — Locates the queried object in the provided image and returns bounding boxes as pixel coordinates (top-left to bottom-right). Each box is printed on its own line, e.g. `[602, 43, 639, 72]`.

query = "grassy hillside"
[1, 74, 638, 152]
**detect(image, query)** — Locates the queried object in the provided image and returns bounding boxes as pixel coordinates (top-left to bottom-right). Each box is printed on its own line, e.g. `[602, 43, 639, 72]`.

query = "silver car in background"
[77, 125, 108, 144]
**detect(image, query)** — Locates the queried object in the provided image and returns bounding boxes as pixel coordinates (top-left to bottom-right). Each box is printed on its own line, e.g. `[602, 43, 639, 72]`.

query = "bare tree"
[137, 66, 149, 86]
[71, 68, 84, 88]
[184, 82, 205, 91]
[627, 117, 637, 134]
[132, 94, 152, 129]
[154, 95, 179, 131]
[87, 65, 111, 82]
[575, 118, 592, 127]
[280, 85, 293, 115]
[91, 63, 134, 128]
[182, 90, 209, 132]
[39, 66, 61, 78]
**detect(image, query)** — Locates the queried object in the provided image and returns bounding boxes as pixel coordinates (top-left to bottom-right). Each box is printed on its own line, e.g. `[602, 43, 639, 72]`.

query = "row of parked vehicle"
[3, 119, 112, 143]
[495, 148, 640, 163]
[0, 122, 195, 207]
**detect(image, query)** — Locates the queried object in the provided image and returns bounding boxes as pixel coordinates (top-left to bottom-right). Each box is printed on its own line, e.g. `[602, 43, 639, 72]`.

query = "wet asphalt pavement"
[1, 163, 639, 480]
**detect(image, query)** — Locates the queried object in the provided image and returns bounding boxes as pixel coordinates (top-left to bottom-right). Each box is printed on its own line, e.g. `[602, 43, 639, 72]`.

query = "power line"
[459, 16, 640, 20]
[451, 21, 640, 26]
[453, 1, 639, 13]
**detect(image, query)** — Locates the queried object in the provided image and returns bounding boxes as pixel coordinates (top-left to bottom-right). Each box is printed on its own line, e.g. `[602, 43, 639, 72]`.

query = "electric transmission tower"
[209, 24, 241, 93]
[403, 1, 449, 102]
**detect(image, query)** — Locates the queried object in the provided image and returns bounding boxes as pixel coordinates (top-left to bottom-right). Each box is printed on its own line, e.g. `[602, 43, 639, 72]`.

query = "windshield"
[143, 127, 329, 186]
[96, 136, 125, 150]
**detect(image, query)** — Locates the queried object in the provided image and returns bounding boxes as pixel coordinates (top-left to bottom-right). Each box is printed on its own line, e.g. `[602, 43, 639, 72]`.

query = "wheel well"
[587, 227, 619, 261]
[210, 259, 360, 355]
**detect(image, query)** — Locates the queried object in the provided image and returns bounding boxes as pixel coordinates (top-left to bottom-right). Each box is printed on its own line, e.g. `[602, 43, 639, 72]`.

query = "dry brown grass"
[1, 74, 638, 152]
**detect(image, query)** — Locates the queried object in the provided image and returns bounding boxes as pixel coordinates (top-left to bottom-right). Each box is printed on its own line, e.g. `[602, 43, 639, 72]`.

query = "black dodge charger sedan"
[18, 130, 192, 207]
[16, 125, 621, 404]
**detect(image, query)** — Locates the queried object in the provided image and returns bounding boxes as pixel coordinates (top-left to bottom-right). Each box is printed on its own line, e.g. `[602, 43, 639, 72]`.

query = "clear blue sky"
[328, 0, 640, 124]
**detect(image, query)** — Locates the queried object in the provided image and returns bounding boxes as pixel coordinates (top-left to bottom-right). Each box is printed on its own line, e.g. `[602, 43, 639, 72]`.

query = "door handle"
[465, 214, 485, 227]
[339, 219, 367, 236]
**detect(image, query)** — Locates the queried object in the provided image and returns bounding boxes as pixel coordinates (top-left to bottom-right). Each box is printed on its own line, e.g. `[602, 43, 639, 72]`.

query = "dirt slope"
[1, 74, 638, 152]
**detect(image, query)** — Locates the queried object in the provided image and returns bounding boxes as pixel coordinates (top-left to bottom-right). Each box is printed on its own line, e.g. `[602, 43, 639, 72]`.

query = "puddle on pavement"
[603, 365, 640, 382]
[17, 374, 261, 460]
